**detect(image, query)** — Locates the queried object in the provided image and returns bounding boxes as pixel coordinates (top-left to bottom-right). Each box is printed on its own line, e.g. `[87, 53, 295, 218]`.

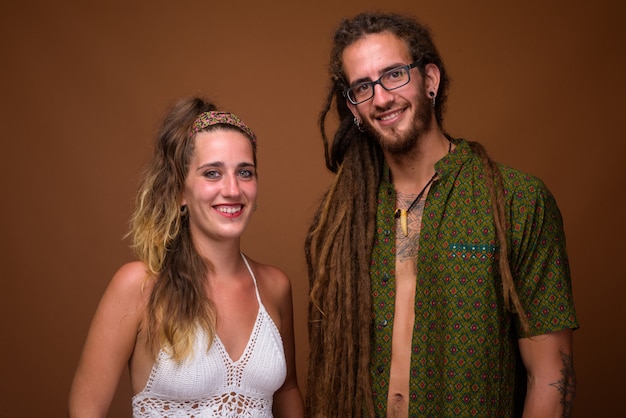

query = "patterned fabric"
[369, 139, 578, 417]
[190, 111, 257, 144]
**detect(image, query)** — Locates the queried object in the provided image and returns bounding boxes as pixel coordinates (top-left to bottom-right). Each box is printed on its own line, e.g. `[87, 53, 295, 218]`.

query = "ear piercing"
[353, 117, 364, 132]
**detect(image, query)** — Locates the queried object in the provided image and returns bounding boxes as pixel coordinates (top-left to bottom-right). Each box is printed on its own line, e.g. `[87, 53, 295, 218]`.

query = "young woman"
[69, 97, 304, 417]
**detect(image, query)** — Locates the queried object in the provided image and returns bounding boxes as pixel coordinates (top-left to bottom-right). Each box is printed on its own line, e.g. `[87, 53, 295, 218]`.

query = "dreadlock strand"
[305, 129, 381, 417]
[308, 184, 348, 315]
[339, 215, 358, 414]
[468, 141, 530, 335]
[340, 134, 380, 417]
[489, 158, 531, 335]
[313, 174, 356, 414]
[318, 92, 336, 173]
[352, 180, 377, 417]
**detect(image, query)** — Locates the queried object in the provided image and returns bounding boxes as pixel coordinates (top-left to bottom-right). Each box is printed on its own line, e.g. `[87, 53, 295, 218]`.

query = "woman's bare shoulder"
[104, 261, 154, 304]
[246, 257, 291, 290]
[245, 256, 293, 311]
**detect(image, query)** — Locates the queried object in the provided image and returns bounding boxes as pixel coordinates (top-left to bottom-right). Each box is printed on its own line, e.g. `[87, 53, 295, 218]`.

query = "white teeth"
[380, 110, 402, 121]
[217, 206, 242, 214]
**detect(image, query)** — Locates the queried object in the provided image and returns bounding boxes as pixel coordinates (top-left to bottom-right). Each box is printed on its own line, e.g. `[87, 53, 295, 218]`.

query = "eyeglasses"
[343, 61, 420, 105]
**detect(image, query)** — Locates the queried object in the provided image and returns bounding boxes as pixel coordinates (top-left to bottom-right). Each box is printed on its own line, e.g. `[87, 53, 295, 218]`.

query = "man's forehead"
[341, 33, 412, 81]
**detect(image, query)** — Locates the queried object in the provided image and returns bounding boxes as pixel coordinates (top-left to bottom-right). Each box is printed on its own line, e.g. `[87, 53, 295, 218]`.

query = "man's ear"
[347, 100, 360, 121]
[424, 63, 441, 96]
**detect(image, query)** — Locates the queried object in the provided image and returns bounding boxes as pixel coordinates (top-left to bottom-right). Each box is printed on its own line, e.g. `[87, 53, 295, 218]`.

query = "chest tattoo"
[395, 192, 426, 264]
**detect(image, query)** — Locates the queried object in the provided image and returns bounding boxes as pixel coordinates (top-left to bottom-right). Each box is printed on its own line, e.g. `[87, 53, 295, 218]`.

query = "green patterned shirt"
[369, 139, 578, 417]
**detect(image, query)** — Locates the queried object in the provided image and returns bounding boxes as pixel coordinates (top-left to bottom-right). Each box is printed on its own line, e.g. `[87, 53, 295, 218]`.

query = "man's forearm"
[523, 351, 576, 418]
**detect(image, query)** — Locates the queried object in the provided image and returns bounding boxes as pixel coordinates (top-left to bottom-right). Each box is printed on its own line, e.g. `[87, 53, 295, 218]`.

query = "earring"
[180, 205, 188, 217]
[429, 91, 436, 108]
[353, 117, 364, 132]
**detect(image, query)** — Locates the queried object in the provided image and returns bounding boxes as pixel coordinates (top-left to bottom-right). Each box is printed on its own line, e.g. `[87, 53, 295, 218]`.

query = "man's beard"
[364, 93, 433, 156]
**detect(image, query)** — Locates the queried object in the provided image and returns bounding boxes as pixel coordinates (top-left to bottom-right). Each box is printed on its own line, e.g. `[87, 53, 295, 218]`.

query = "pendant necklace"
[394, 140, 451, 237]
[394, 173, 437, 237]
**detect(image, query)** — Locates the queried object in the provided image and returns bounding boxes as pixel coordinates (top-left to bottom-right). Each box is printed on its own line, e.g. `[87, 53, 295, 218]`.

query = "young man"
[305, 12, 577, 418]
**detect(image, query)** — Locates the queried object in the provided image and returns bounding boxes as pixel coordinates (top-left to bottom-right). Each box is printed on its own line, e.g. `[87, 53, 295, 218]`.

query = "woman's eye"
[238, 169, 254, 178]
[204, 170, 221, 179]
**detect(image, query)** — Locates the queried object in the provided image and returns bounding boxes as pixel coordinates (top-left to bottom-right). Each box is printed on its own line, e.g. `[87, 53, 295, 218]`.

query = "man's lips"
[375, 108, 406, 125]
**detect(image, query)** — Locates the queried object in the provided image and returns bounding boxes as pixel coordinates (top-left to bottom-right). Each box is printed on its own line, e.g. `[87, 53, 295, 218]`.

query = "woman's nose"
[222, 175, 241, 197]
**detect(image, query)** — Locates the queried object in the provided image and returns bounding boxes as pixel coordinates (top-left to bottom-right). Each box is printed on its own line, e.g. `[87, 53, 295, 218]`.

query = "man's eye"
[355, 83, 371, 93]
[388, 69, 405, 79]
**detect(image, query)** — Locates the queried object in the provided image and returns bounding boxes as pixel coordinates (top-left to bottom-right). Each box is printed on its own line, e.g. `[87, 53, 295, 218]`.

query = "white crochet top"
[132, 255, 287, 417]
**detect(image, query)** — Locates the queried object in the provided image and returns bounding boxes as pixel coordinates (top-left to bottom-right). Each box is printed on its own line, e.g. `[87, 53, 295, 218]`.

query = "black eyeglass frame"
[343, 61, 421, 105]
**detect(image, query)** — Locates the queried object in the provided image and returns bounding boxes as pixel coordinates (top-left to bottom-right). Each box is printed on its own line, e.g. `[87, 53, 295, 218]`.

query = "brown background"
[1, 1, 624, 417]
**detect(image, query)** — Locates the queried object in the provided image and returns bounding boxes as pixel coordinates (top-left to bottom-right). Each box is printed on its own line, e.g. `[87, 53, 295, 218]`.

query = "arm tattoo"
[549, 351, 576, 417]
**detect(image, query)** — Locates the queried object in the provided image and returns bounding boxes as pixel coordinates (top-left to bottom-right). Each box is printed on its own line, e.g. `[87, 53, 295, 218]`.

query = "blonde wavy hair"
[128, 97, 256, 361]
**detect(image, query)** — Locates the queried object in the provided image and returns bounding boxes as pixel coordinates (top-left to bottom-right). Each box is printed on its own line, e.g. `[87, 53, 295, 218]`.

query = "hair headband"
[190, 111, 256, 144]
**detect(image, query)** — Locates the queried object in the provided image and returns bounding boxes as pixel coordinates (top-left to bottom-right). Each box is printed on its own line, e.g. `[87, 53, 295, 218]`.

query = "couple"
[69, 11, 577, 418]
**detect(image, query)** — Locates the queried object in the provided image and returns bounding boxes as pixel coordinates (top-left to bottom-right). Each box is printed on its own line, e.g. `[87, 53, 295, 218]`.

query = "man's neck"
[385, 129, 450, 194]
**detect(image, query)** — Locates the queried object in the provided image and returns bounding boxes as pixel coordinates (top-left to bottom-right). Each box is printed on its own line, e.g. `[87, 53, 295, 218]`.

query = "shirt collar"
[382, 137, 470, 186]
